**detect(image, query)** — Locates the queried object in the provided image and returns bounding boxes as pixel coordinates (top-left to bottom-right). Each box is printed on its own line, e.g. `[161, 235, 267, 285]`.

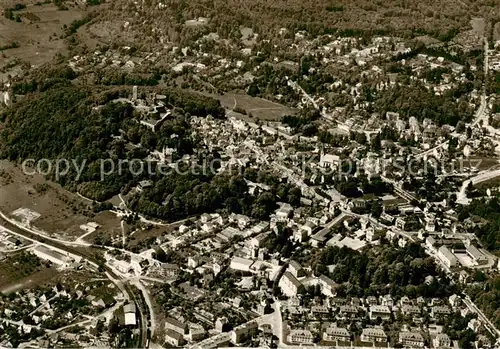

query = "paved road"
[463, 295, 500, 338]
[380, 175, 417, 202]
[456, 168, 500, 204]
[415, 139, 450, 160]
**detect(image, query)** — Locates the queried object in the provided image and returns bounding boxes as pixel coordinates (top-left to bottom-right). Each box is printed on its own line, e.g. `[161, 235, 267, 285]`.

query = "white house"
[279, 271, 302, 297]
[124, 303, 137, 326]
[288, 329, 314, 344]
[433, 333, 451, 348]
[320, 153, 340, 169]
[323, 327, 350, 342]
[360, 328, 387, 343]
[399, 332, 424, 347]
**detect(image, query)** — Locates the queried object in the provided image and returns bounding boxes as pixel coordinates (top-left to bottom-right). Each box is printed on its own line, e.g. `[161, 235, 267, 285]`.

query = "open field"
[0, 250, 58, 293]
[0, 161, 100, 240]
[219, 92, 297, 121]
[0, 1, 85, 71]
[126, 224, 175, 252]
[467, 156, 500, 171]
[475, 176, 500, 191]
[81, 211, 123, 244]
[0, 266, 118, 295]
[0, 266, 59, 293]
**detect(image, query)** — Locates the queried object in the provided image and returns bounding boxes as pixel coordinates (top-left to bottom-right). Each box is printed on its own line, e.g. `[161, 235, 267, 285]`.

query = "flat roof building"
[32, 245, 73, 267]
[124, 303, 137, 326]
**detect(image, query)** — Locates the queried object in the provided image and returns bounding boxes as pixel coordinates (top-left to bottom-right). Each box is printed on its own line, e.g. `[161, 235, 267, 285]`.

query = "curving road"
[456, 168, 500, 205]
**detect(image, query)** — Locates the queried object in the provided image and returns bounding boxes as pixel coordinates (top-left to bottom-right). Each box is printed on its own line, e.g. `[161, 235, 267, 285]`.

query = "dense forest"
[96, 0, 498, 50]
[468, 275, 500, 329]
[369, 84, 475, 126]
[128, 167, 301, 222]
[458, 197, 500, 251]
[306, 242, 458, 298]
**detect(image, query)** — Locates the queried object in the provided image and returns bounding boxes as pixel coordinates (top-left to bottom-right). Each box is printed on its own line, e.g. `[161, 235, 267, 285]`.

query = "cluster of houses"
[0, 281, 120, 348]
[164, 314, 261, 348]
[282, 293, 485, 347]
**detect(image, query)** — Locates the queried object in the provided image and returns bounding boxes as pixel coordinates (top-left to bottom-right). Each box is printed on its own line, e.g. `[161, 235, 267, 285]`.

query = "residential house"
[433, 333, 451, 348]
[318, 275, 337, 297]
[426, 236, 436, 251]
[276, 205, 293, 222]
[339, 305, 359, 319]
[380, 294, 394, 307]
[311, 305, 329, 318]
[399, 296, 411, 307]
[215, 317, 228, 333]
[201, 222, 216, 233]
[323, 327, 350, 342]
[360, 328, 387, 343]
[188, 256, 200, 269]
[279, 272, 302, 297]
[468, 319, 481, 332]
[416, 297, 426, 307]
[250, 232, 270, 249]
[401, 305, 421, 318]
[449, 294, 461, 309]
[189, 326, 206, 341]
[230, 214, 251, 229]
[301, 221, 318, 236]
[159, 263, 180, 277]
[310, 229, 332, 248]
[293, 229, 308, 243]
[165, 329, 185, 347]
[165, 317, 188, 335]
[288, 260, 305, 278]
[369, 305, 391, 320]
[231, 322, 258, 344]
[351, 297, 361, 307]
[200, 213, 212, 224]
[320, 153, 340, 169]
[288, 329, 314, 344]
[431, 306, 452, 319]
[395, 217, 407, 230]
[137, 180, 153, 192]
[399, 332, 424, 347]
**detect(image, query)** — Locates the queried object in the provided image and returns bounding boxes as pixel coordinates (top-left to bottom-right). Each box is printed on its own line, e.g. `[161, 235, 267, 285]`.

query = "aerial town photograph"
[1, 0, 500, 348]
